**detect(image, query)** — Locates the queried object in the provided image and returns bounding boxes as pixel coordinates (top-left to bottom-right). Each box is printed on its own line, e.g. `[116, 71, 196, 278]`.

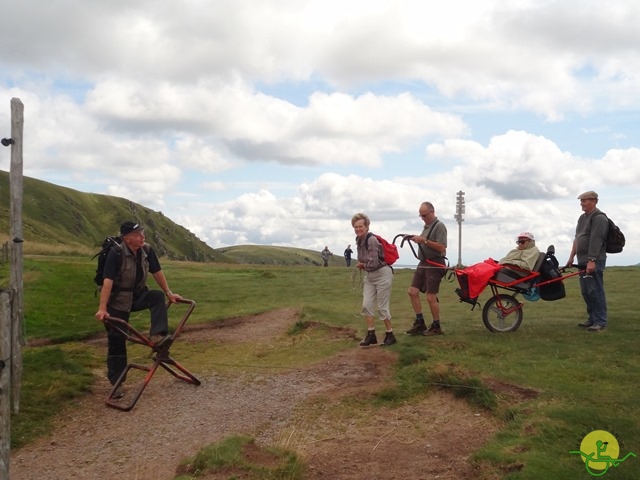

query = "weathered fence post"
[0, 97, 25, 480]
[9, 98, 25, 416]
[0, 290, 12, 479]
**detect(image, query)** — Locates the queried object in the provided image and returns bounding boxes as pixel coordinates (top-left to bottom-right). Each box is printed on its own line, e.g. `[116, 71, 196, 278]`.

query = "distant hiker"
[344, 244, 353, 267]
[321, 246, 333, 267]
[95, 221, 182, 398]
[352, 212, 396, 347]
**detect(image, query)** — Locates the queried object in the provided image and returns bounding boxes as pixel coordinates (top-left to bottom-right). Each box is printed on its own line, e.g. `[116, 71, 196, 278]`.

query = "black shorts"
[411, 258, 446, 294]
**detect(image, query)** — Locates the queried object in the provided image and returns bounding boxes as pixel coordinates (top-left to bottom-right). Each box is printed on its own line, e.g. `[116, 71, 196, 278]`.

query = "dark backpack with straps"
[93, 236, 123, 287]
[537, 250, 566, 301]
[593, 212, 625, 254]
[92, 237, 151, 287]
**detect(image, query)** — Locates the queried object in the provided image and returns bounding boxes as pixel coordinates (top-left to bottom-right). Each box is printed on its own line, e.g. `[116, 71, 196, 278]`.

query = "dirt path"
[10, 309, 502, 480]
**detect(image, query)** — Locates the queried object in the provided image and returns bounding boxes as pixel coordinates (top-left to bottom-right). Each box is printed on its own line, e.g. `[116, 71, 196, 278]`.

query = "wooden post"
[0, 97, 25, 479]
[0, 290, 12, 479]
[9, 98, 25, 414]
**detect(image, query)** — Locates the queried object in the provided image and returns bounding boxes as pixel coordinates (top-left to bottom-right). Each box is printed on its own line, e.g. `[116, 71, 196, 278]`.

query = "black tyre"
[482, 294, 523, 332]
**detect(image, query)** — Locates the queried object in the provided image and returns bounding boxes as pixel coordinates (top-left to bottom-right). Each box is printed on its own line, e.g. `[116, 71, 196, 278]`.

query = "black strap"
[418, 219, 440, 259]
[426, 219, 439, 241]
[363, 232, 383, 259]
[363, 232, 393, 271]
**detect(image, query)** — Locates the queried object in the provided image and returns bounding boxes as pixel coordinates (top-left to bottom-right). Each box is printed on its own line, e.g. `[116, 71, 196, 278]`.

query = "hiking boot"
[359, 331, 378, 347]
[578, 320, 594, 328]
[424, 323, 443, 336]
[381, 332, 397, 346]
[112, 387, 124, 400]
[406, 320, 427, 335]
[587, 324, 607, 332]
[150, 333, 171, 349]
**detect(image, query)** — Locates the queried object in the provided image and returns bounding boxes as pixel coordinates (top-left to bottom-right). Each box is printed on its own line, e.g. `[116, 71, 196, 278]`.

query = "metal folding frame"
[102, 298, 201, 411]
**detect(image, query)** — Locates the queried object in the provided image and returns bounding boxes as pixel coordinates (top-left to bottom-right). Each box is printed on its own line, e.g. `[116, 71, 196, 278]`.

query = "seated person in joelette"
[498, 232, 541, 271]
[455, 231, 541, 302]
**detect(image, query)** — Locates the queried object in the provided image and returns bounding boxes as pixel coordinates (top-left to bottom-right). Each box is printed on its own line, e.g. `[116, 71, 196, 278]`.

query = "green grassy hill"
[0, 170, 332, 266]
[217, 245, 342, 266]
[0, 170, 225, 261]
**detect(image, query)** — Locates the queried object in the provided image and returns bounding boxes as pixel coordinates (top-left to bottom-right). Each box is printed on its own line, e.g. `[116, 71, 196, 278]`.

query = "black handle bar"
[393, 233, 421, 260]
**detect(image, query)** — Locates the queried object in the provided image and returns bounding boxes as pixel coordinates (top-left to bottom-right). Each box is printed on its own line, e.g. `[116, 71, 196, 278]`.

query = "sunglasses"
[517, 239, 528, 244]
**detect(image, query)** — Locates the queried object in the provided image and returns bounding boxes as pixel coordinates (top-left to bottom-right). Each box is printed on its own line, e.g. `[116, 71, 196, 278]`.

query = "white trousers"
[361, 266, 393, 321]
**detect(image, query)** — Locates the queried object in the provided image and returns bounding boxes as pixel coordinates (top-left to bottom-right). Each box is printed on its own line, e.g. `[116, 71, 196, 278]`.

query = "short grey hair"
[421, 201, 434, 212]
[351, 212, 370, 227]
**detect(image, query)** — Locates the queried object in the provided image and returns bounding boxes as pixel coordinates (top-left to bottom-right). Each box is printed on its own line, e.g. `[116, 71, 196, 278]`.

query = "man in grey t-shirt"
[565, 191, 609, 332]
[406, 201, 448, 336]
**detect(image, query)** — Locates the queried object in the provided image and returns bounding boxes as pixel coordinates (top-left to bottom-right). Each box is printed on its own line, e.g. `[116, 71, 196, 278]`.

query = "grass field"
[3, 256, 640, 478]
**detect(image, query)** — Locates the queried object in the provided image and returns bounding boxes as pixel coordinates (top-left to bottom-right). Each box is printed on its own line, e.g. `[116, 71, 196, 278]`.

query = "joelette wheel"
[482, 294, 523, 332]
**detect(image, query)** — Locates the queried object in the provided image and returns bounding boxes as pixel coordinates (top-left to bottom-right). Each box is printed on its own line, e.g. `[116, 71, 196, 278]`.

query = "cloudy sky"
[1, 0, 638, 266]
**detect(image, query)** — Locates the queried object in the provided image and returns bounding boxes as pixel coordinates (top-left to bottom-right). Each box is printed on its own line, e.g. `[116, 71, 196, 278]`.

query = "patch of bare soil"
[10, 308, 508, 480]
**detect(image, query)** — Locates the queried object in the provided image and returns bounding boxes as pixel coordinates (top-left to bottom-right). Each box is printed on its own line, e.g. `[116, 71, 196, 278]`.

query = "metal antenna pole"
[454, 191, 465, 268]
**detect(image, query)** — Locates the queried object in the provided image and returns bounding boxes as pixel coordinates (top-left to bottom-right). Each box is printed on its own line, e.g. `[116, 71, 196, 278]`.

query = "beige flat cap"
[577, 190, 598, 200]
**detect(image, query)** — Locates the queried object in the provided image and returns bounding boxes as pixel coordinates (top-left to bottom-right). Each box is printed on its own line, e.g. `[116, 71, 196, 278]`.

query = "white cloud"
[4, 0, 640, 116]
[595, 148, 640, 186]
[428, 130, 578, 199]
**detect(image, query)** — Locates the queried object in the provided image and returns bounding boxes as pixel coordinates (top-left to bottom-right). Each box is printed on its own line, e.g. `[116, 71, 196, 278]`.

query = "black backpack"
[92, 236, 123, 287]
[593, 212, 625, 254]
[537, 250, 566, 301]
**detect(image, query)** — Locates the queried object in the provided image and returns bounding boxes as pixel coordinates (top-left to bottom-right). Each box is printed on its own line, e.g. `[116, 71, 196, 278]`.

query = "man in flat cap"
[565, 191, 609, 332]
[95, 221, 182, 396]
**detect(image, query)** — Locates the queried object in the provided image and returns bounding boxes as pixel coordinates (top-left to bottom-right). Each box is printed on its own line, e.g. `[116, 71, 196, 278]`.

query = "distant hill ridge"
[0, 170, 222, 262]
[0, 170, 330, 266]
